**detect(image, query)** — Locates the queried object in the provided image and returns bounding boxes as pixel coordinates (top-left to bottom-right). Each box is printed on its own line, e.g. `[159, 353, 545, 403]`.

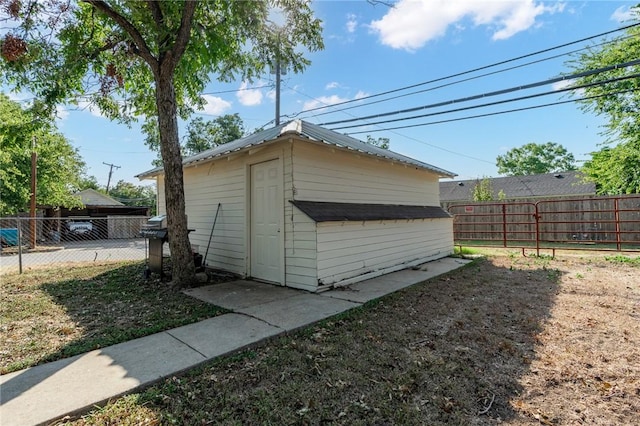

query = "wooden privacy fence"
[448, 195, 640, 254]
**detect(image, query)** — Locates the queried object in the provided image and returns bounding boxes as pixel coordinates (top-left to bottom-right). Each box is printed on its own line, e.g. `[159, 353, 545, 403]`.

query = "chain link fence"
[0, 216, 150, 274]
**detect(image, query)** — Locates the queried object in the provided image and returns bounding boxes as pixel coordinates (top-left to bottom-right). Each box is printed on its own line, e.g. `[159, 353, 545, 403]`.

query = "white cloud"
[346, 13, 358, 33]
[55, 105, 69, 121]
[303, 90, 369, 111]
[7, 91, 29, 101]
[325, 81, 341, 90]
[551, 79, 573, 91]
[611, 6, 637, 23]
[77, 100, 105, 118]
[369, 0, 565, 51]
[199, 95, 232, 115]
[236, 81, 264, 106]
[303, 95, 350, 111]
[552, 79, 584, 96]
[354, 90, 369, 100]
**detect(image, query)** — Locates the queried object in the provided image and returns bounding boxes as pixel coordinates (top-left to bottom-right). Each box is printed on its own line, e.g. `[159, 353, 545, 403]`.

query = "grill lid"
[145, 214, 167, 229]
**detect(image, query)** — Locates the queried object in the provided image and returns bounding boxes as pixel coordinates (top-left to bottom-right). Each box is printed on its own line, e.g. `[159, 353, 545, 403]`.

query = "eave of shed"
[136, 120, 456, 179]
[290, 200, 452, 222]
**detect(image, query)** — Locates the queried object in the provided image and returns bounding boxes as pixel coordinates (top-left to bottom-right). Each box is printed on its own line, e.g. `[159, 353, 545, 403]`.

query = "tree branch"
[82, 0, 158, 74]
[162, 1, 196, 72]
[87, 37, 123, 60]
[146, 0, 164, 27]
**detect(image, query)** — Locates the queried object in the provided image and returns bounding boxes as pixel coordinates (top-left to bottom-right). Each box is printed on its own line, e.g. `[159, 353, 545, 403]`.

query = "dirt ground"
[64, 252, 640, 425]
[501, 254, 640, 425]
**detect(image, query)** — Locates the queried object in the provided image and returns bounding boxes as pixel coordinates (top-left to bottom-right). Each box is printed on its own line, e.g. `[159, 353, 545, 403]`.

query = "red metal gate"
[449, 195, 640, 254]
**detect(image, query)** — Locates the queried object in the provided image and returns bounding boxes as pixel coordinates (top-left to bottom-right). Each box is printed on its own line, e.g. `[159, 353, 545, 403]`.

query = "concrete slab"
[237, 294, 360, 331]
[184, 279, 300, 310]
[0, 256, 472, 426]
[384, 257, 472, 285]
[323, 257, 472, 303]
[0, 332, 205, 426]
[167, 314, 282, 358]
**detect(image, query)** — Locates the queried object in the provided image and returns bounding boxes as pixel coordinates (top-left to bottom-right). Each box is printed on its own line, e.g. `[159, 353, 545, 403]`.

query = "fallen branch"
[478, 393, 495, 415]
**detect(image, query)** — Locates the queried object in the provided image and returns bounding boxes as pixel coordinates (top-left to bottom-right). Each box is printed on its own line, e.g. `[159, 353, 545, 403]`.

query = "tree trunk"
[155, 71, 196, 288]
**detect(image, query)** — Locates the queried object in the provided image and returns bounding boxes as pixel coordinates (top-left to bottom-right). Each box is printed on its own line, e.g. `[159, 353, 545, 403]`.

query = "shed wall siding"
[176, 140, 318, 290]
[156, 175, 166, 214]
[284, 144, 318, 291]
[291, 142, 440, 205]
[182, 158, 247, 275]
[152, 137, 451, 290]
[316, 218, 453, 285]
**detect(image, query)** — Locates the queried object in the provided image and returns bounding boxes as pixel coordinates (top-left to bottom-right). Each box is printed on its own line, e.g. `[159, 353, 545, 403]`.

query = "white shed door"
[250, 159, 282, 283]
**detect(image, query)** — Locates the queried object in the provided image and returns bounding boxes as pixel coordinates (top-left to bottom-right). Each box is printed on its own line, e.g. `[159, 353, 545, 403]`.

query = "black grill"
[141, 215, 200, 278]
[141, 215, 169, 278]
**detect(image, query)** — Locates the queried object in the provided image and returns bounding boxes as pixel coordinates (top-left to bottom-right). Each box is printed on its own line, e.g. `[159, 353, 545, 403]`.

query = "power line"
[321, 59, 640, 127]
[329, 72, 640, 131]
[297, 35, 635, 120]
[201, 83, 273, 96]
[283, 83, 496, 165]
[343, 87, 640, 135]
[289, 21, 640, 118]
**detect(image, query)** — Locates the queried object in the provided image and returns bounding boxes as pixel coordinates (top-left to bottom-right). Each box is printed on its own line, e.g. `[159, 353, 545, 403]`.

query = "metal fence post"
[502, 203, 507, 248]
[17, 218, 23, 274]
[535, 202, 540, 257]
[614, 197, 621, 251]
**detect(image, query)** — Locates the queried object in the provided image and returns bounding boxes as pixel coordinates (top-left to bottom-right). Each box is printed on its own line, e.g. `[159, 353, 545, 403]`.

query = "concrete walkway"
[0, 257, 471, 426]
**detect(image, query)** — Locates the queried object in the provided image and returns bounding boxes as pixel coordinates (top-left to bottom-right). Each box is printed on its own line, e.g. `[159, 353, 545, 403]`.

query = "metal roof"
[136, 119, 456, 179]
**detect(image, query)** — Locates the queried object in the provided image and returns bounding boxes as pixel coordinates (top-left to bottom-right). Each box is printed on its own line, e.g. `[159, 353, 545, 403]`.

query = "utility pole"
[103, 162, 121, 194]
[275, 57, 281, 126]
[272, 28, 287, 126]
[30, 135, 37, 249]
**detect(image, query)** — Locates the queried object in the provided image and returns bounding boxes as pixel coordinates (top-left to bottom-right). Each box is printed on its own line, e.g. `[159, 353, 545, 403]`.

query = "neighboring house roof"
[136, 120, 456, 179]
[440, 171, 596, 202]
[74, 189, 125, 206]
[290, 201, 452, 222]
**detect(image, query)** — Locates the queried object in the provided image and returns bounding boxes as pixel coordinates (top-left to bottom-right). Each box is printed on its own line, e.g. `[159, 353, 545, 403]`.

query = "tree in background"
[0, 94, 85, 215]
[570, 8, 640, 194]
[145, 114, 246, 166]
[109, 180, 156, 215]
[183, 114, 244, 156]
[472, 177, 495, 201]
[496, 142, 576, 176]
[78, 175, 102, 191]
[366, 135, 390, 149]
[0, 1, 323, 287]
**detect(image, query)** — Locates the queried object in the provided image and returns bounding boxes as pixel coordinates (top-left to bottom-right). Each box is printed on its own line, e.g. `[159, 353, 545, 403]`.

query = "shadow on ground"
[112, 257, 562, 425]
[1, 262, 227, 403]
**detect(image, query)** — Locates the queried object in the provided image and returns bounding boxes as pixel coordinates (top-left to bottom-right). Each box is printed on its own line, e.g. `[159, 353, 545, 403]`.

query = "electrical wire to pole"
[298, 34, 636, 121]
[343, 87, 640, 135]
[329, 72, 640, 131]
[290, 22, 640, 120]
[321, 59, 640, 128]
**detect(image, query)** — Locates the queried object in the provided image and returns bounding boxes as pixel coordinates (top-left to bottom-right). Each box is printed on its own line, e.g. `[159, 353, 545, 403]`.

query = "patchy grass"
[453, 245, 483, 256]
[0, 261, 228, 374]
[61, 255, 640, 425]
[604, 254, 640, 266]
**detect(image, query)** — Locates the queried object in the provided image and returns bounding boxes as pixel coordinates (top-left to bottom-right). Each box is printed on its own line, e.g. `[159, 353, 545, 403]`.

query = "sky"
[4, 0, 639, 187]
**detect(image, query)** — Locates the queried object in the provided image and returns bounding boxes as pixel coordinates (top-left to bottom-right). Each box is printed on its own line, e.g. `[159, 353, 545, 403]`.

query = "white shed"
[137, 120, 456, 292]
